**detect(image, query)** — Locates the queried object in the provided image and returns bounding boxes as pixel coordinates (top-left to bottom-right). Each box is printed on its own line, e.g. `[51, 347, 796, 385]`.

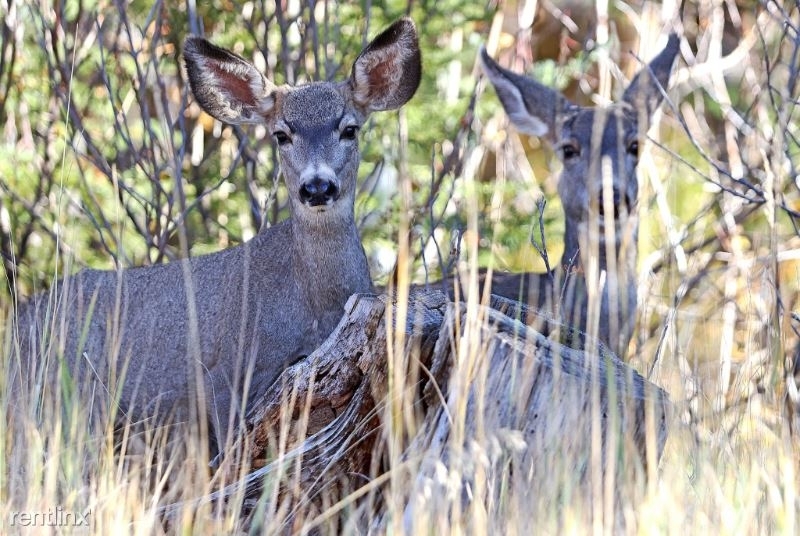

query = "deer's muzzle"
[597, 187, 635, 219]
[300, 177, 340, 207]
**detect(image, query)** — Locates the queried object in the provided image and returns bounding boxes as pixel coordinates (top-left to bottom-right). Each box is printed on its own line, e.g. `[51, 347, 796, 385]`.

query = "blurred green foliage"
[0, 0, 503, 297]
[2, 1, 798, 324]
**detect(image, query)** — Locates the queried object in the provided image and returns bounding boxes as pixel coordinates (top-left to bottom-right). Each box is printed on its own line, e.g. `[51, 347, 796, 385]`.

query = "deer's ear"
[622, 34, 680, 119]
[349, 18, 421, 112]
[480, 47, 572, 141]
[183, 37, 277, 124]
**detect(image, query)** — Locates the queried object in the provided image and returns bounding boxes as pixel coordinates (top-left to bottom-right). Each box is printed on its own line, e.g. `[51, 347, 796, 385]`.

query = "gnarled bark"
[163, 291, 669, 530]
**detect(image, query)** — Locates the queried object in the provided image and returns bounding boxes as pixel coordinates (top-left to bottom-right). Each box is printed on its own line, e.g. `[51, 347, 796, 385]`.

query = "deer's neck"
[561, 218, 639, 281]
[560, 217, 639, 356]
[289, 215, 372, 309]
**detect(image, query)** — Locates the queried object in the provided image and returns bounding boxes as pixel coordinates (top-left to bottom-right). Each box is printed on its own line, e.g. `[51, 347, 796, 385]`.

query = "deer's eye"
[273, 131, 291, 146]
[560, 142, 580, 160]
[627, 140, 639, 157]
[340, 125, 359, 141]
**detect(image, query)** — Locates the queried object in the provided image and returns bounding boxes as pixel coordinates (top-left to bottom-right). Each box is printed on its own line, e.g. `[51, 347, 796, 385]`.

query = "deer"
[12, 18, 421, 451]
[469, 35, 679, 358]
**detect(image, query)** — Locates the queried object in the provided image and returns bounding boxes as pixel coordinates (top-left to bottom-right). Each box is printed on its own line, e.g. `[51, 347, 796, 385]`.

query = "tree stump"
[165, 290, 669, 530]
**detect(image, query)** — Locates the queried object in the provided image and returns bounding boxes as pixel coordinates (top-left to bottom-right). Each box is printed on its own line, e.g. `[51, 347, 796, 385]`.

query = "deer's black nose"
[598, 188, 633, 218]
[299, 177, 340, 206]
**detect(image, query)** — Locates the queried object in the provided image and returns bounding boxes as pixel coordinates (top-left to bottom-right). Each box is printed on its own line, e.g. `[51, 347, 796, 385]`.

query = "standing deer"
[13, 18, 421, 449]
[476, 35, 679, 357]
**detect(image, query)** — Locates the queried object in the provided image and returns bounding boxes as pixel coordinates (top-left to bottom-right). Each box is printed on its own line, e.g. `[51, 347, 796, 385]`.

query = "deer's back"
[446, 268, 637, 355]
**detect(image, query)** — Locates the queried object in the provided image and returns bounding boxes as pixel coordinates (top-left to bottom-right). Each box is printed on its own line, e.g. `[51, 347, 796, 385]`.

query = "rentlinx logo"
[9, 506, 92, 527]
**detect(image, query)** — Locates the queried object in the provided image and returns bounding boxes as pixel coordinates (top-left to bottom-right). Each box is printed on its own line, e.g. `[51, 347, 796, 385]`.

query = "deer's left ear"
[480, 47, 575, 143]
[622, 34, 680, 119]
[184, 36, 277, 124]
[348, 18, 422, 113]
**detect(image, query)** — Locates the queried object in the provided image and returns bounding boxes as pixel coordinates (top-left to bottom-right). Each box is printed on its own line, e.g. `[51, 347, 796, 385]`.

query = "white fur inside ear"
[245, 70, 275, 117]
[187, 43, 277, 124]
[484, 62, 548, 136]
[353, 53, 385, 102]
[255, 82, 276, 116]
[506, 107, 548, 137]
[489, 75, 549, 137]
[350, 23, 420, 112]
[257, 94, 275, 116]
[352, 46, 407, 111]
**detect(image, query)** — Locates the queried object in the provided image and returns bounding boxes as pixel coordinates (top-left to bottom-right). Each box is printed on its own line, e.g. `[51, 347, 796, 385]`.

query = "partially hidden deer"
[473, 35, 679, 358]
[12, 18, 421, 449]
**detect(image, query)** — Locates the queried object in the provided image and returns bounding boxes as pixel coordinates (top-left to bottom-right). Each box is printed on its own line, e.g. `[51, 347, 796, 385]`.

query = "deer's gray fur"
[13, 18, 421, 449]
[478, 35, 679, 357]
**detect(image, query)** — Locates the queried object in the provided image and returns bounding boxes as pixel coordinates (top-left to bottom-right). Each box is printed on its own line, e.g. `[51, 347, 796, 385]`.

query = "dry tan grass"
[2, 1, 799, 534]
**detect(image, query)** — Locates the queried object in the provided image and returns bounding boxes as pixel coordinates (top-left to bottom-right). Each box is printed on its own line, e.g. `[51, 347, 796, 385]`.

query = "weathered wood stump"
[167, 290, 669, 530]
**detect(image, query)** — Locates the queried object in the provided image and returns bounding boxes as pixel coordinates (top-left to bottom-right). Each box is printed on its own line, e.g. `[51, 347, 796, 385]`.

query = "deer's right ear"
[349, 18, 422, 112]
[183, 37, 276, 124]
[480, 47, 567, 141]
[622, 33, 680, 120]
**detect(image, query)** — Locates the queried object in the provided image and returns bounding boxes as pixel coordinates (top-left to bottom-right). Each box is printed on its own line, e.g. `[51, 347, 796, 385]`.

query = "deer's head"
[184, 19, 421, 226]
[481, 35, 679, 265]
